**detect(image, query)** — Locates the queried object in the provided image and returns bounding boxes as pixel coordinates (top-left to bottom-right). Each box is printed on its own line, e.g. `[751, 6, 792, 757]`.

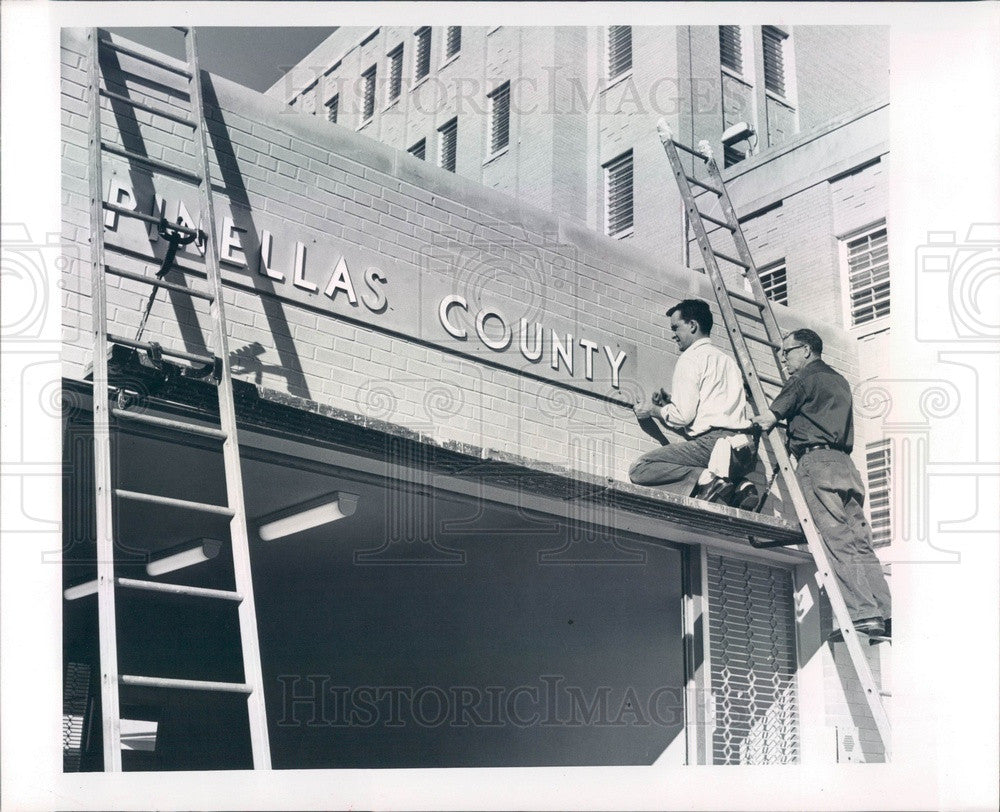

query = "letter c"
[439, 294, 468, 339]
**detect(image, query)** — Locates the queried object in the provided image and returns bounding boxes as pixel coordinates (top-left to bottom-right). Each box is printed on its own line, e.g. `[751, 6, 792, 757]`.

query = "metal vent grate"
[707, 554, 799, 764]
[762, 26, 787, 96]
[719, 25, 743, 73]
[607, 26, 632, 79]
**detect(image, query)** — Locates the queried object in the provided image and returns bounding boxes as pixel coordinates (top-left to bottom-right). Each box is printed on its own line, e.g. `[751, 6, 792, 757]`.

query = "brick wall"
[795, 26, 889, 134]
[61, 28, 857, 489]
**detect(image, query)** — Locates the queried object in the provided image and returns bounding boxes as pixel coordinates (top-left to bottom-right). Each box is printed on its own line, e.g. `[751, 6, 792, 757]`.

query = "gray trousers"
[796, 448, 892, 623]
[628, 428, 741, 496]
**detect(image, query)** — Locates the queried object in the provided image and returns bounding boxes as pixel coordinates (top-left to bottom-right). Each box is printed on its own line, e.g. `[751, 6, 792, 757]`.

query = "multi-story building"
[59, 26, 893, 773]
[274, 25, 894, 541]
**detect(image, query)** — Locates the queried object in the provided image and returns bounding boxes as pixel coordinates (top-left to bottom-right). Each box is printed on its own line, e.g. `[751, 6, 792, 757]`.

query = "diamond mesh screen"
[707, 554, 799, 764]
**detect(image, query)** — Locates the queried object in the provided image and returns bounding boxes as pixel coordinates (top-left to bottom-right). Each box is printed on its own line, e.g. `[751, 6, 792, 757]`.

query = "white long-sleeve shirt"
[659, 337, 752, 437]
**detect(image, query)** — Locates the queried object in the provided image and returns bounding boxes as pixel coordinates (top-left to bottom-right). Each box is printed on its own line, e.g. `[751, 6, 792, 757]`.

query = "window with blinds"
[387, 45, 403, 103]
[607, 26, 632, 80]
[415, 27, 431, 80]
[719, 25, 743, 73]
[758, 260, 788, 305]
[488, 81, 511, 155]
[325, 95, 339, 124]
[762, 26, 787, 96]
[361, 65, 376, 123]
[408, 138, 426, 161]
[445, 26, 462, 59]
[866, 440, 892, 547]
[603, 150, 634, 237]
[845, 223, 890, 325]
[438, 117, 457, 172]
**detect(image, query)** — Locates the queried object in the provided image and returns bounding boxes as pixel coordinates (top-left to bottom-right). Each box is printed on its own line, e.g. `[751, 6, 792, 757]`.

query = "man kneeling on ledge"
[629, 298, 759, 510]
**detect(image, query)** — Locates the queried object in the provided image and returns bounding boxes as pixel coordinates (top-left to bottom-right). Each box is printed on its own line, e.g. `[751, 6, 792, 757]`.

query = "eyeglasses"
[779, 344, 807, 357]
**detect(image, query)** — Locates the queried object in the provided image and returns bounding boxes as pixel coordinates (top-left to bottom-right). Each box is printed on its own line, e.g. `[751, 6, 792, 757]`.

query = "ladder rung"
[99, 38, 193, 79]
[712, 249, 749, 269]
[106, 266, 214, 301]
[116, 577, 242, 602]
[98, 88, 195, 128]
[743, 333, 782, 351]
[120, 675, 252, 694]
[685, 175, 723, 195]
[757, 372, 785, 388]
[726, 289, 765, 308]
[698, 210, 735, 231]
[103, 202, 198, 238]
[107, 334, 215, 366]
[100, 142, 203, 184]
[115, 489, 235, 517]
[672, 140, 710, 161]
[110, 407, 227, 440]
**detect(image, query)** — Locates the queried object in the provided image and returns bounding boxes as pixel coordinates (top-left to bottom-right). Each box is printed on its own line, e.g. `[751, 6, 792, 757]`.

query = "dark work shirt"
[769, 359, 855, 457]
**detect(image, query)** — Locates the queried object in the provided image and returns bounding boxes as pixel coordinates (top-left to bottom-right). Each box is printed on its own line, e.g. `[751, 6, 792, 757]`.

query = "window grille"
[488, 81, 511, 155]
[866, 440, 892, 547]
[758, 260, 788, 305]
[762, 26, 787, 96]
[603, 150, 634, 237]
[845, 224, 890, 325]
[445, 26, 462, 59]
[707, 554, 799, 764]
[361, 65, 376, 122]
[720, 26, 743, 73]
[607, 26, 632, 80]
[438, 117, 457, 172]
[408, 138, 426, 161]
[325, 95, 339, 124]
[387, 45, 403, 102]
[415, 27, 431, 80]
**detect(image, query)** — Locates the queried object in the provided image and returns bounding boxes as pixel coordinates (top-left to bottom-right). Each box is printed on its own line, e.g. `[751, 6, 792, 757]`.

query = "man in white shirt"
[629, 299, 758, 507]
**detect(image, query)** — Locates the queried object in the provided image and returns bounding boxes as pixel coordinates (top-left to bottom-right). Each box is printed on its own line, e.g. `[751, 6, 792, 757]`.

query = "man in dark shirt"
[752, 328, 891, 640]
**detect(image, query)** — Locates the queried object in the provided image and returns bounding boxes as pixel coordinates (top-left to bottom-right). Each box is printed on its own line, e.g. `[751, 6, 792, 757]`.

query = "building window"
[724, 143, 748, 168]
[487, 81, 511, 156]
[387, 45, 403, 103]
[414, 27, 431, 81]
[762, 26, 788, 96]
[445, 26, 462, 59]
[719, 25, 743, 73]
[866, 440, 892, 547]
[603, 150, 634, 237]
[844, 223, 890, 326]
[606, 26, 632, 80]
[360, 64, 377, 123]
[758, 260, 788, 305]
[408, 138, 426, 161]
[438, 117, 457, 172]
[325, 95, 339, 124]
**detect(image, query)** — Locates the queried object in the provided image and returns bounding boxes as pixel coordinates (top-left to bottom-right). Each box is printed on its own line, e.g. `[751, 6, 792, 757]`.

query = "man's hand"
[651, 388, 671, 407]
[633, 402, 660, 421]
[751, 409, 778, 432]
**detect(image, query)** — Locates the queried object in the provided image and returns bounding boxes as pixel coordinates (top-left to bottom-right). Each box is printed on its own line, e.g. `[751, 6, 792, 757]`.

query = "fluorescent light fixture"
[64, 579, 99, 600]
[722, 121, 755, 146]
[258, 491, 359, 541]
[146, 538, 222, 576]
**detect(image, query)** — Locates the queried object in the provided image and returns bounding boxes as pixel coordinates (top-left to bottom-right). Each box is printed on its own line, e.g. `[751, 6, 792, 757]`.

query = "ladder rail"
[186, 28, 272, 769]
[86, 27, 272, 771]
[656, 120, 891, 758]
[87, 27, 124, 772]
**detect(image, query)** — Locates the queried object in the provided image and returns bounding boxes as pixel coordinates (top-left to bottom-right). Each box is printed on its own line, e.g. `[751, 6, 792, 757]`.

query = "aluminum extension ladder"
[86, 27, 270, 770]
[655, 119, 891, 758]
